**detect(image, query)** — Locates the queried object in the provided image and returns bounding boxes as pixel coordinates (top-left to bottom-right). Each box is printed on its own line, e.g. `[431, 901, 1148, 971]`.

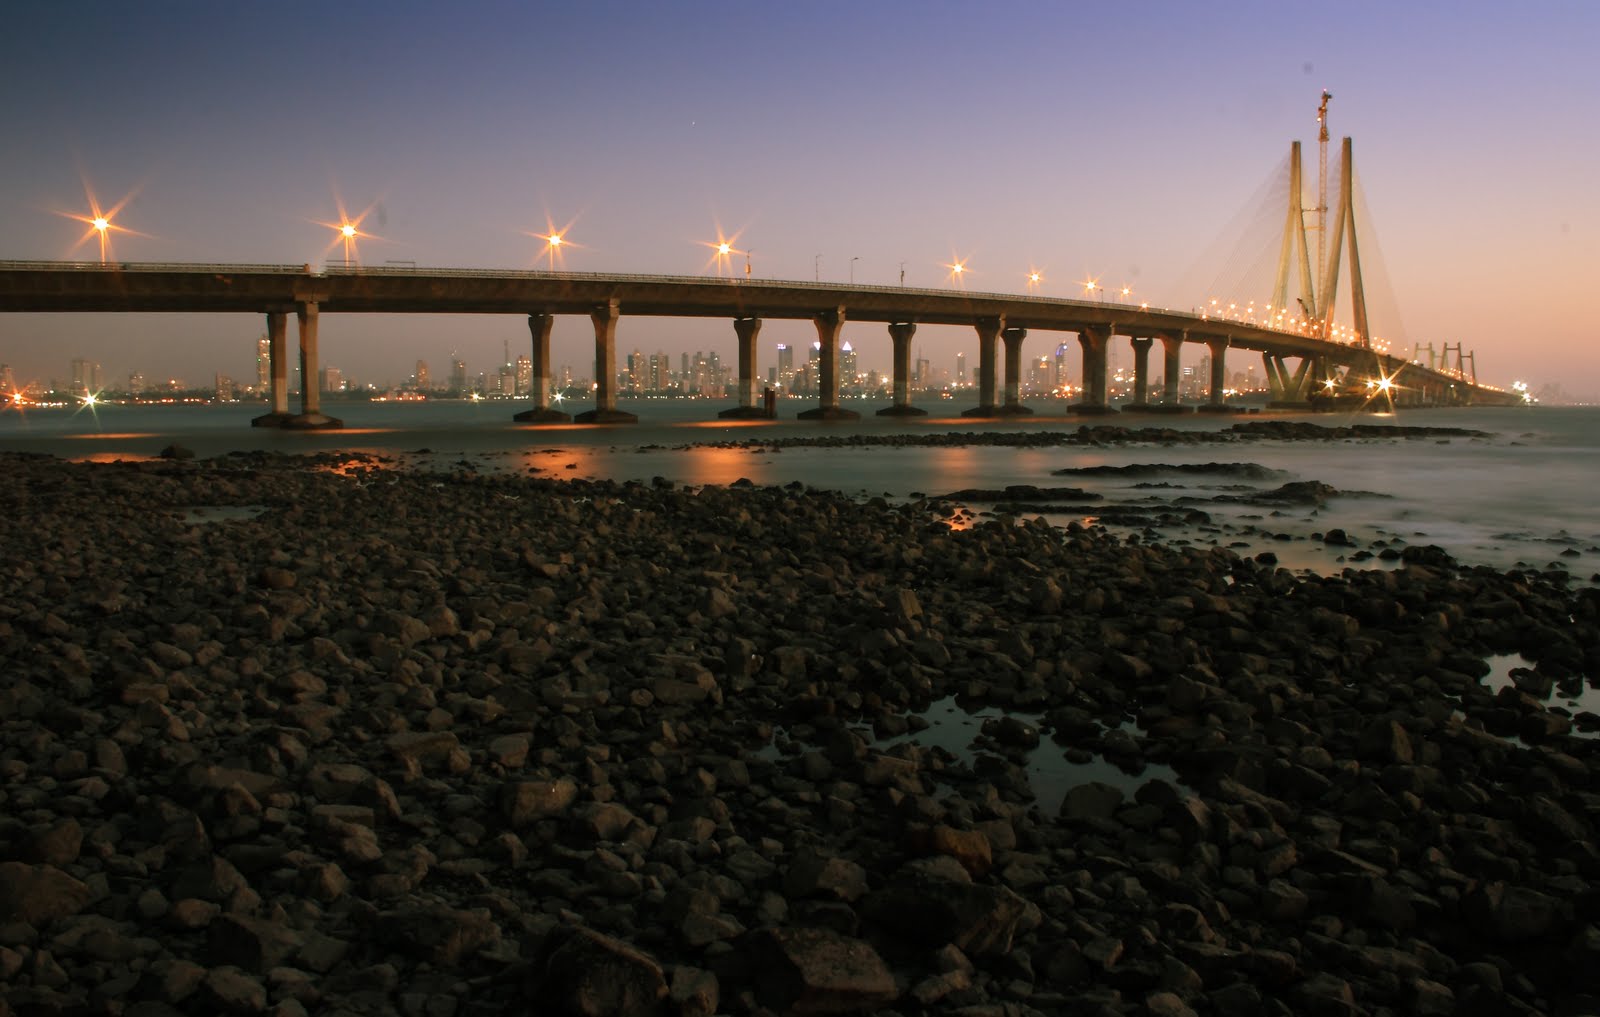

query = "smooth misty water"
[4, 397, 1596, 579]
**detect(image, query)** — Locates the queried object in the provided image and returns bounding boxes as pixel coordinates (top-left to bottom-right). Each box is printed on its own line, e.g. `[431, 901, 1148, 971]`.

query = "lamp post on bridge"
[815, 254, 822, 282]
[850, 257, 859, 284]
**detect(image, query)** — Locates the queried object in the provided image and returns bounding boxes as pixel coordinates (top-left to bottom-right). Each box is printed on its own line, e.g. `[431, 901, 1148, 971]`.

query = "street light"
[1027, 270, 1043, 293]
[850, 256, 859, 284]
[946, 258, 969, 288]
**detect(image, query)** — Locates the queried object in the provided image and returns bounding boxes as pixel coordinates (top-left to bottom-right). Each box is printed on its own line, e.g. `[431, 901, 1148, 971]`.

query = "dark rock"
[539, 926, 667, 1017]
[743, 926, 898, 1015]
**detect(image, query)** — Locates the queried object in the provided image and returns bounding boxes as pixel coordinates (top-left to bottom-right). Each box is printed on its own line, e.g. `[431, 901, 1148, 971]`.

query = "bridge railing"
[0, 259, 313, 275]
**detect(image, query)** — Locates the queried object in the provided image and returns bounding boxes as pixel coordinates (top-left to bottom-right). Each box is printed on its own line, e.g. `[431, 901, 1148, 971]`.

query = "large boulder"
[537, 927, 667, 1017]
[0, 863, 92, 927]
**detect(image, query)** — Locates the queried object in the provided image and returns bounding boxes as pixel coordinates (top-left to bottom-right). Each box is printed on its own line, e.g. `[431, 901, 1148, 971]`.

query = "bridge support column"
[720, 317, 770, 419]
[798, 307, 859, 420]
[1161, 333, 1187, 407]
[1071, 326, 1117, 414]
[515, 313, 571, 423]
[877, 322, 926, 417]
[1126, 337, 1153, 408]
[961, 315, 1004, 417]
[998, 327, 1033, 416]
[285, 302, 342, 429]
[1263, 353, 1314, 409]
[1198, 337, 1231, 413]
[251, 310, 293, 427]
[575, 300, 637, 424]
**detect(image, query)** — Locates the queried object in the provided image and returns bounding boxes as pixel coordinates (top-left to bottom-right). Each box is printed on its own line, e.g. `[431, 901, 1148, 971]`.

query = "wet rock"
[863, 873, 1037, 956]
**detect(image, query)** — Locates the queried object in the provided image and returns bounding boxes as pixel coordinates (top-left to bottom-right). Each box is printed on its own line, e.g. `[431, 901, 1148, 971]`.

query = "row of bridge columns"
[249, 303, 1249, 429]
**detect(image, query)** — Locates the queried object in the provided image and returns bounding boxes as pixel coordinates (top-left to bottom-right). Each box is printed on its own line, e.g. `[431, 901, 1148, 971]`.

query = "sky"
[2, 1, 1597, 398]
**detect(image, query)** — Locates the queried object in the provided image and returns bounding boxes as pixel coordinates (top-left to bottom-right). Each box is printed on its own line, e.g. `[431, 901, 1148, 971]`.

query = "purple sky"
[2, 2, 1596, 397]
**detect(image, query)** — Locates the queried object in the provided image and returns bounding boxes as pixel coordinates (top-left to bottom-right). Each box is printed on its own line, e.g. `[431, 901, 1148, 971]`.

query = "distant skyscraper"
[256, 335, 270, 388]
[319, 367, 343, 393]
[415, 360, 431, 391]
[69, 358, 102, 394]
[956, 351, 968, 385]
[450, 358, 467, 394]
[1054, 342, 1071, 391]
[840, 341, 858, 383]
[215, 373, 235, 401]
[127, 371, 145, 395]
[0, 364, 13, 395]
[776, 343, 794, 389]
[515, 355, 532, 396]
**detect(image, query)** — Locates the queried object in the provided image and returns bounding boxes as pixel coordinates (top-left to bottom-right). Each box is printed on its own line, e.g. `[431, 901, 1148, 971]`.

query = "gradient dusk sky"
[2, 2, 1596, 397]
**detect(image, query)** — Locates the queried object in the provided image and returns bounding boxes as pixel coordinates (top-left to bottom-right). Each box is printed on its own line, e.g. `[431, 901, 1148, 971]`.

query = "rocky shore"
[1, 451, 1596, 1017]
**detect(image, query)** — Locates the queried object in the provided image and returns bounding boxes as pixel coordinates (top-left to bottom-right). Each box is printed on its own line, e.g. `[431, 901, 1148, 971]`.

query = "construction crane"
[1315, 90, 1332, 302]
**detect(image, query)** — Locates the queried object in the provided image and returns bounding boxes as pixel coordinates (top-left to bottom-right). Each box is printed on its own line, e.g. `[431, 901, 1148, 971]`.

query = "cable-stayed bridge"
[0, 136, 1517, 428]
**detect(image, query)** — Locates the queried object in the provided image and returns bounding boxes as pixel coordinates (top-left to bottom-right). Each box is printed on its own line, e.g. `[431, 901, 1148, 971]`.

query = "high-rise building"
[515, 355, 532, 396]
[215, 373, 235, 401]
[127, 372, 145, 395]
[414, 360, 431, 392]
[70, 358, 101, 394]
[647, 352, 671, 392]
[626, 349, 645, 394]
[0, 364, 14, 395]
[776, 343, 794, 389]
[956, 351, 968, 385]
[1054, 342, 1071, 392]
[256, 335, 271, 388]
[319, 367, 343, 393]
[450, 358, 467, 394]
[840, 341, 858, 384]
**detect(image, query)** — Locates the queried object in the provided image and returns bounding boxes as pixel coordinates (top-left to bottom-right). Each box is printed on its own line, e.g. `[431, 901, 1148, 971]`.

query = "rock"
[208, 914, 303, 973]
[201, 965, 267, 1013]
[379, 906, 500, 966]
[784, 851, 870, 903]
[863, 874, 1037, 956]
[669, 966, 720, 1017]
[539, 926, 667, 1017]
[0, 863, 92, 927]
[1463, 881, 1564, 943]
[744, 926, 898, 1015]
[159, 444, 196, 460]
[911, 824, 993, 878]
[24, 819, 83, 866]
[1060, 781, 1125, 821]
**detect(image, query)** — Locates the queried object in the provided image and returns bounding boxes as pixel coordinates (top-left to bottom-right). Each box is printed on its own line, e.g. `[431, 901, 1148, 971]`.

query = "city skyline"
[2, 3, 1596, 398]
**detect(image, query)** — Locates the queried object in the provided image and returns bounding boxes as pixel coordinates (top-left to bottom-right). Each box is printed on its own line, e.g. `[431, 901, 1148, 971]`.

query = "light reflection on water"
[4, 400, 1598, 578]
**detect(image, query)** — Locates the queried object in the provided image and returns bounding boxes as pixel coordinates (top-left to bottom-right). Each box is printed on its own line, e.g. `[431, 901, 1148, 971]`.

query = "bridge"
[0, 132, 1519, 427]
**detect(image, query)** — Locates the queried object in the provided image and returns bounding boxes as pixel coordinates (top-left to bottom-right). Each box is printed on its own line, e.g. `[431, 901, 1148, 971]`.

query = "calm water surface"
[3, 396, 1596, 579]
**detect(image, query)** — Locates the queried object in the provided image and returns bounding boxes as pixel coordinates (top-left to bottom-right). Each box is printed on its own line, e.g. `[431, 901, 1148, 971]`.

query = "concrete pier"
[1198, 336, 1231, 412]
[1127, 337, 1153, 407]
[1264, 352, 1315, 409]
[877, 322, 926, 417]
[997, 327, 1033, 416]
[798, 307, 859, 420]
[284, 302, 342, 430]
[961, 316, 1004, 417]
[1072, 326, 1116, 414]
[514, 313, 571, 423]
[719, 318, 770, 419]
[575, 300, 637, 424]
[251, 310, 292, 427]
[1162, 334, 1184, 405]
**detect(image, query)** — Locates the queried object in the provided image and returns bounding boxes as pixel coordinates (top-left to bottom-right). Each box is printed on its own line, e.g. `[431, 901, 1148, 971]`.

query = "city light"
[315, 197, 382, 266]
[526, 216, 580, 271]
[60, 182, 146, 263]
[700, 227, 744, 277]
[945, 257, 970, 287]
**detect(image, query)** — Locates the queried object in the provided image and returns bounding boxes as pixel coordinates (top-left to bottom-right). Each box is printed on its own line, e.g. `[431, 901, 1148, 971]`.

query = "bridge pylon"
[1273, 136, 1370, 349]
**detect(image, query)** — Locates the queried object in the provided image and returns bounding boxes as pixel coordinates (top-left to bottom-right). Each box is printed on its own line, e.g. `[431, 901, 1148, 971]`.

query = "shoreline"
[1, 453, 1597, 1015]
